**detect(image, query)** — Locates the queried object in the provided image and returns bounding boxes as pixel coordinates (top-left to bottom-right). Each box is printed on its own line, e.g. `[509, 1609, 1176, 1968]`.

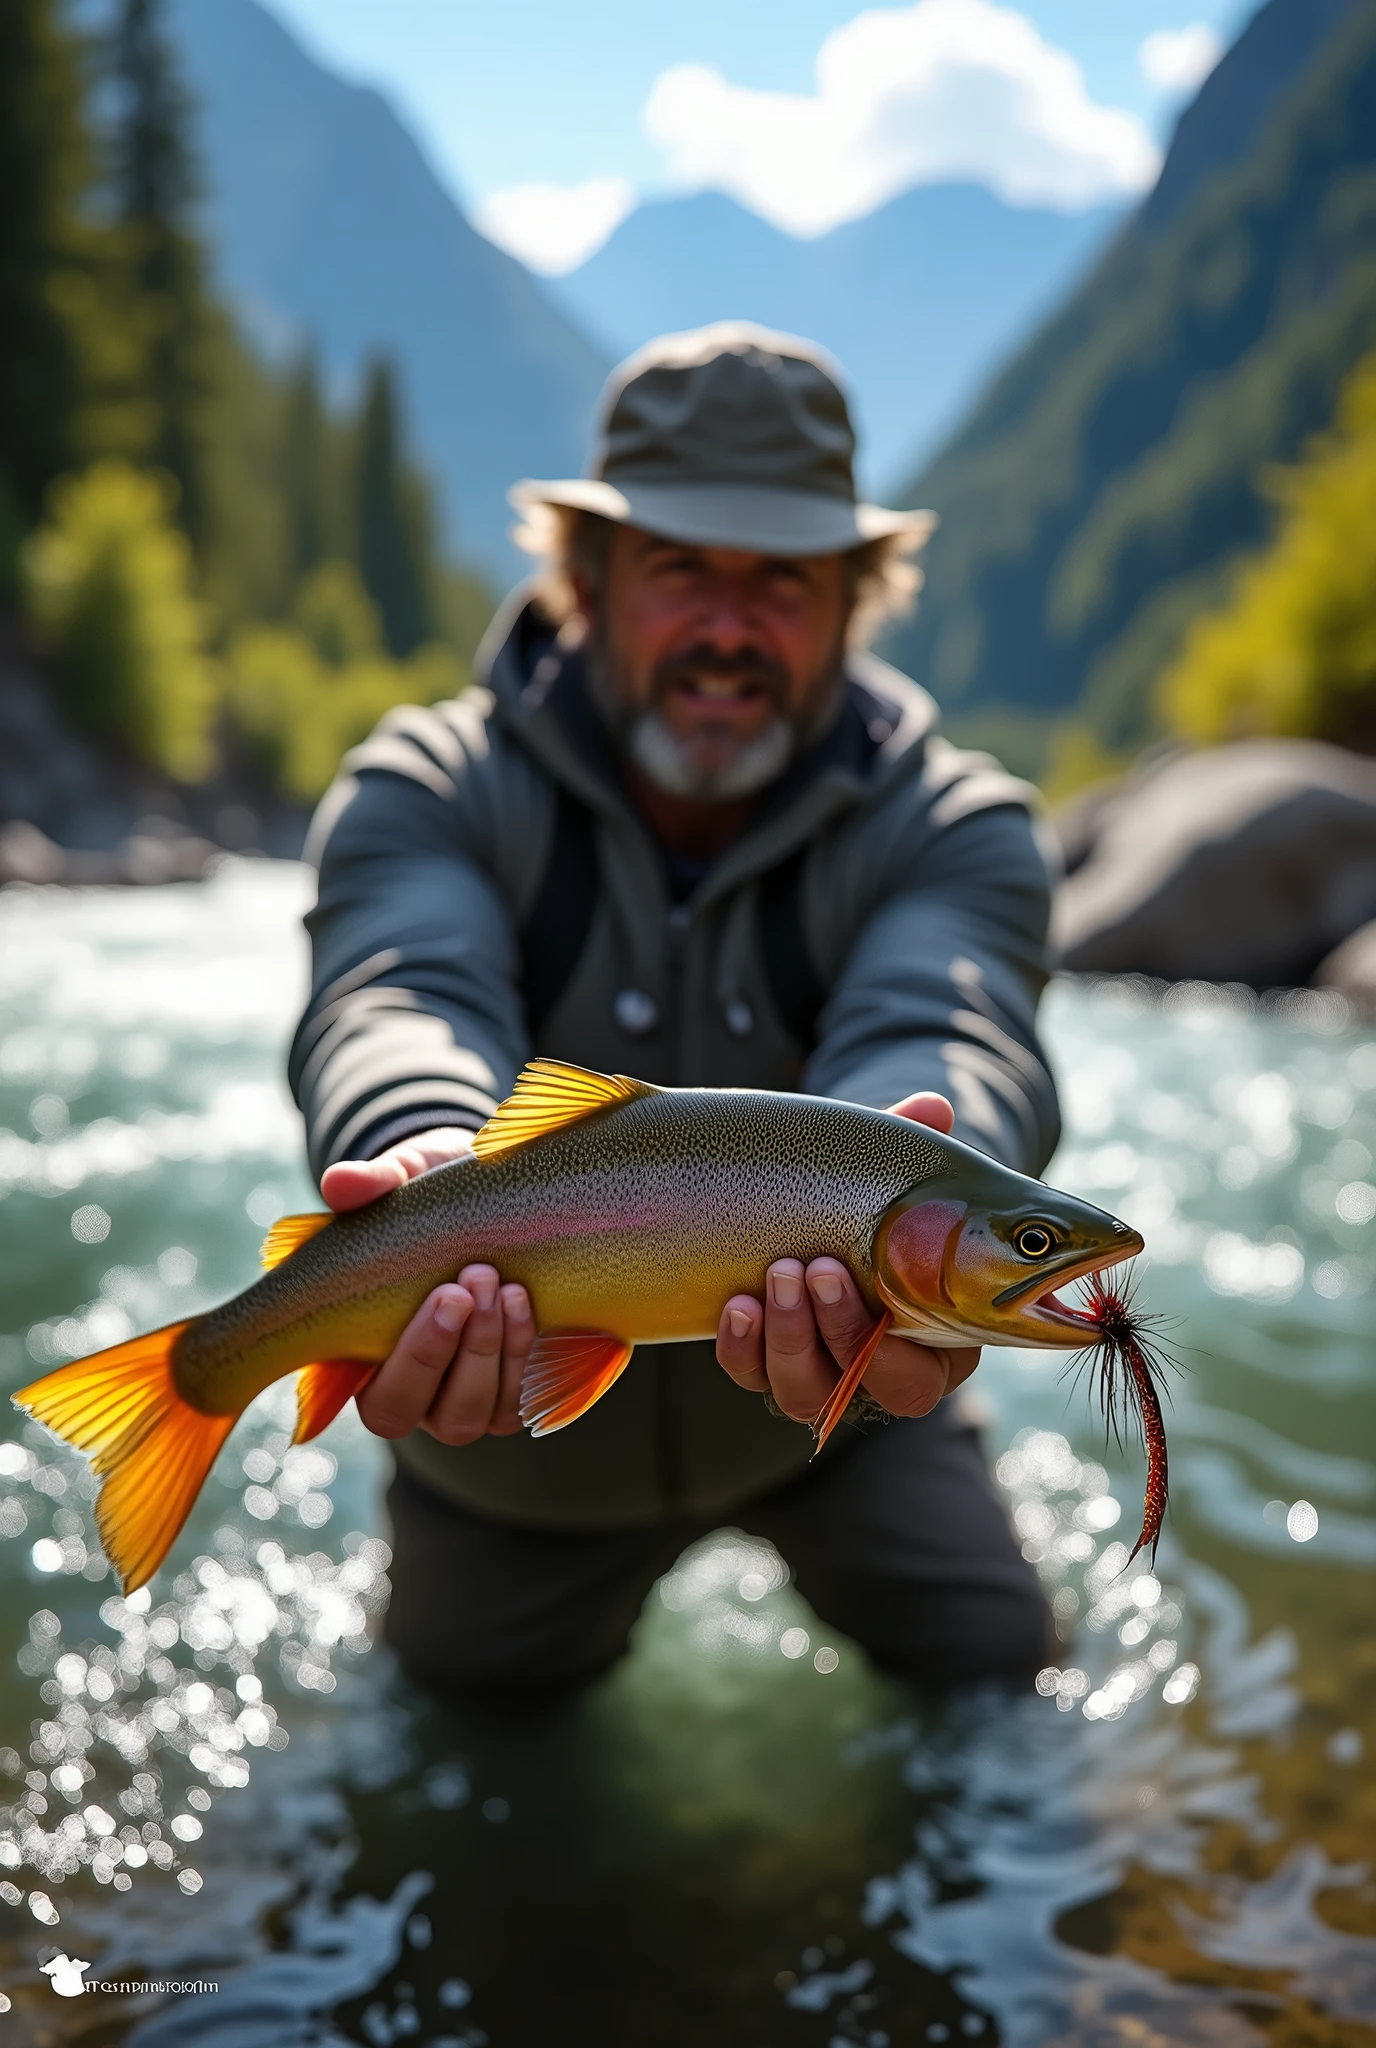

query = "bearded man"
[291, 324, 1059, 1695]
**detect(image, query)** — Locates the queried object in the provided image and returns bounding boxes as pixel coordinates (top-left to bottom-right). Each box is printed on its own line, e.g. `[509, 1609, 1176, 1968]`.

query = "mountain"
[881, 0, 1376, 766]
[164, 0, 608, 584]
[1139, 0, 1360, 232]
[550, 186, 1121, 495]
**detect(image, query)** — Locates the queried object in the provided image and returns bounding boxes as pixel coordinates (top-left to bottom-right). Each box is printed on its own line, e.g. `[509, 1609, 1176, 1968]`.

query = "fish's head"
[872, 1157, 1142, 1351]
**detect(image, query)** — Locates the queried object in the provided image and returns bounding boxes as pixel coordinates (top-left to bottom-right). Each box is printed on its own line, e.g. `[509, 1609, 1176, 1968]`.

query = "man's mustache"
[650, 644, 792, 707]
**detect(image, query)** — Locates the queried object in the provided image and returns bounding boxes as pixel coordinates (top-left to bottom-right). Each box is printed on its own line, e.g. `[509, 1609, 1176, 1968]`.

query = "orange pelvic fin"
[293, 1359, 376, 1444]
[520, 1330, 634, 1437]
[811, 1310, 894, 1455]
[472, 1059, 659, 1163]
[13, 1323, 234, 1595]
[261, 1211, 333, 1269]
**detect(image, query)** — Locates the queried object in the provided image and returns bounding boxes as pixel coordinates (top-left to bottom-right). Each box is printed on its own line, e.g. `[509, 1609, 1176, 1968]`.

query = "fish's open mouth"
[1031, 1284, 1102, 1332]
[995, 1233, 1143, 1332]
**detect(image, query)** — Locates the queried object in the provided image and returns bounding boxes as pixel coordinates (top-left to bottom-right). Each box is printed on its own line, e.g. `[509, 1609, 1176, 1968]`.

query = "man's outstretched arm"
[715, 794, 1061, 1421]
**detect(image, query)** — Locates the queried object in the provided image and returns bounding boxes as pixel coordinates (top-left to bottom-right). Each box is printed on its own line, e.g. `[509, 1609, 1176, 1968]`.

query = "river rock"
[1053, 740, 1376, 987]
[1314, 919, 1376, 1016]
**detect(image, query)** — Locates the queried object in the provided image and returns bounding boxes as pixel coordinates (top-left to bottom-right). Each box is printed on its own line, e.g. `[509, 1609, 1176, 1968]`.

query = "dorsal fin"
[260, 1212, 333, 1269]
[471, 1059, 658, 1163]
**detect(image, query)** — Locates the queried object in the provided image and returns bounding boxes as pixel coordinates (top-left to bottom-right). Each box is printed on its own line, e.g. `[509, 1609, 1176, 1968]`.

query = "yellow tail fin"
[13, 1324, 234, 1595]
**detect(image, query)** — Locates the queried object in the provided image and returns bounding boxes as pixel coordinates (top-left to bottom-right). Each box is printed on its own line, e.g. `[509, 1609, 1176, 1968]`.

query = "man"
[291, 323, 1059, 1695]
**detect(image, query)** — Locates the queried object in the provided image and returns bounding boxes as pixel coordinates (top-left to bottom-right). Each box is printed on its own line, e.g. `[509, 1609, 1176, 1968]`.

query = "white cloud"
[472, 176, 636, 275]
[1138, 23, 1224, 93]
[642, 0, 1161, 239]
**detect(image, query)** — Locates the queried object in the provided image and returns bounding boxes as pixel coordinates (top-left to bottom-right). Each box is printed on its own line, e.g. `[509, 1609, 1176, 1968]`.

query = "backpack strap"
[518, 785, 600, 1037]
[758, 847, 829, 1051]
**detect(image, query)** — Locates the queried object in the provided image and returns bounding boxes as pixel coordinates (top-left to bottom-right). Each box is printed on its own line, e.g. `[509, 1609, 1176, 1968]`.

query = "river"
[0, 860, 1372, 2046]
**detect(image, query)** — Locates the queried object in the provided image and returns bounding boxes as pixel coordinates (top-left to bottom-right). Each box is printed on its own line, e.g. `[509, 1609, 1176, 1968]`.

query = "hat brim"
[509, 477, 935, 557]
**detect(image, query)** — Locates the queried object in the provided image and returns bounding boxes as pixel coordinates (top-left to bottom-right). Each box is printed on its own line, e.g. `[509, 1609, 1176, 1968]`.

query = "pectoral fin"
[293, 1360, 377, 1443]
[811, 1310, 893, 1453]
[520, 1331, 634, 1437]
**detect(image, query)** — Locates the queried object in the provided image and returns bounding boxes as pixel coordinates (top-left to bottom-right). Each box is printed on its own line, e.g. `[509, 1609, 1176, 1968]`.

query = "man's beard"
[586, 637, 845, 802]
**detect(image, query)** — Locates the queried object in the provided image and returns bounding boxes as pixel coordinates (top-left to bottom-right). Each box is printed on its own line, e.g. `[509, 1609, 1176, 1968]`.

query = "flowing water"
[0, 860, 1372, 2047]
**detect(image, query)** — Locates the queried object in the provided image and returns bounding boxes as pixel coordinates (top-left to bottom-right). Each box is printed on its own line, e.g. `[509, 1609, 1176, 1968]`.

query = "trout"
[15, 1059, 1145, 1593]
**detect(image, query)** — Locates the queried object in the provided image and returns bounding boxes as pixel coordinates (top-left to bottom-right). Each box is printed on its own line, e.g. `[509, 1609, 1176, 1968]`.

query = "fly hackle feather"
[1064, 1263, 1179, 1570]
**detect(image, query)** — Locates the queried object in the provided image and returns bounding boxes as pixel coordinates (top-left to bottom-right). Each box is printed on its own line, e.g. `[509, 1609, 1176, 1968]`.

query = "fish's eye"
[1014, 1222, 1056, 1260]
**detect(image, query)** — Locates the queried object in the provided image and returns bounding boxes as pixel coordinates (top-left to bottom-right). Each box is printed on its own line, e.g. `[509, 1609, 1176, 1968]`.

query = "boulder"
[0, 820, 67, 885]
[1053, 740, 1376, 987]
[0, 816, 218, 887]
[1314, 919, 1376, 1015]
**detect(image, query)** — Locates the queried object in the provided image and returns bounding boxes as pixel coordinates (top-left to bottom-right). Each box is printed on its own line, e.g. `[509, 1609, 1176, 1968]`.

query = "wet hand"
[714, 1091, 981, 1427]
[319, 1126, 478, 1211]
[321, 1130, 534, 1445]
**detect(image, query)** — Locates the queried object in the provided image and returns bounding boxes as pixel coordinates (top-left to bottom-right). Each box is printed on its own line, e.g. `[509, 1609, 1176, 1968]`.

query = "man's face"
[577, 528, 850, 801]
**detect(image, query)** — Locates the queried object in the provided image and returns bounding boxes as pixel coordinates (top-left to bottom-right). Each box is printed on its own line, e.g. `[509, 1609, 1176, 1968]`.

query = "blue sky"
[256, 0, 1257, 269]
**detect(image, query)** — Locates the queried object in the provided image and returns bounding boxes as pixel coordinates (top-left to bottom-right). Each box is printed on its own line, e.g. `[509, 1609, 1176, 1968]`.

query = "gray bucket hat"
[509, 321, 935, 557]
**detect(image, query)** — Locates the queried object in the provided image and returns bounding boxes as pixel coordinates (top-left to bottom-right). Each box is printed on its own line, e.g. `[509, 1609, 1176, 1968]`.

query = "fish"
[14, 1058, 1146, 1594]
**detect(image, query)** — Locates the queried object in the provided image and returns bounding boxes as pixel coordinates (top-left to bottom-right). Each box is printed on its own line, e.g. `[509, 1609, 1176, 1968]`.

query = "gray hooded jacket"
[290, 595, 1061, 1529]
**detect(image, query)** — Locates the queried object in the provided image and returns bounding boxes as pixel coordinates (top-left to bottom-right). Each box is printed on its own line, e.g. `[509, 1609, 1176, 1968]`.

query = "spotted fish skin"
[171, 1088, 950, 1415]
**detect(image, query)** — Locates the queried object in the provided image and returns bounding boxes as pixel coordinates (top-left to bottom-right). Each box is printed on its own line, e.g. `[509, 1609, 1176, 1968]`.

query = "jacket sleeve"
[288, 704, 548, 1184]
[802, 800, 1061, 1175]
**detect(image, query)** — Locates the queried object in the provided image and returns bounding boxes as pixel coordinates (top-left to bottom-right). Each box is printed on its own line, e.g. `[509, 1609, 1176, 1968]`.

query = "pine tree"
[355, 358, 437, 657]
[0, 0, 110, 541]
[108, 0, 214, 550]
[282, 350, 337, 584]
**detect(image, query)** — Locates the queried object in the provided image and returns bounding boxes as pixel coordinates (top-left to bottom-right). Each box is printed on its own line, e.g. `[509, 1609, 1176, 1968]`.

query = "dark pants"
[382, 1404, 1052, 1696]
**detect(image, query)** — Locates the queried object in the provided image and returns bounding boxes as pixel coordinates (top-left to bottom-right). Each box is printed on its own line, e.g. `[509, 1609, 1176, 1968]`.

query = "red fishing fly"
[1072, 1264, 1176, 1568]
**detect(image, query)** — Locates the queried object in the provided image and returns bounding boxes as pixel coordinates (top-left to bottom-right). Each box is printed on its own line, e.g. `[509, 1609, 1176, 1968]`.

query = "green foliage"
[224, 621, 465, 804]
[1160, 349, 1376, 749]
[0, 475, 27, 606]
[356, 360, 438, 657]
[1, 0, 496, 807]
[884, 1, 1376, 754]
[1037, 724, 1133, 808]
[225, 553, 464, 805]
[435, 561, 500, 666]
[281, 351, 347, 585]
[292, 561, 383, 667]
[22, 460, 218, 781]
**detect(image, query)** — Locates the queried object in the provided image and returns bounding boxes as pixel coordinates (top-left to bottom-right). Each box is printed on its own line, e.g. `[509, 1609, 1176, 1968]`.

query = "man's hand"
[715, 1093, 981, 1427]
[320, 1128, 535, 1445]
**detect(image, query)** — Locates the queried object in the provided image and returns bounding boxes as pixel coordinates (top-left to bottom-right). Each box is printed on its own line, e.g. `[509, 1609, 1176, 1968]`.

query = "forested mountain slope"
[166, 0, 608, 584]
[884, 0, 1376, 756]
